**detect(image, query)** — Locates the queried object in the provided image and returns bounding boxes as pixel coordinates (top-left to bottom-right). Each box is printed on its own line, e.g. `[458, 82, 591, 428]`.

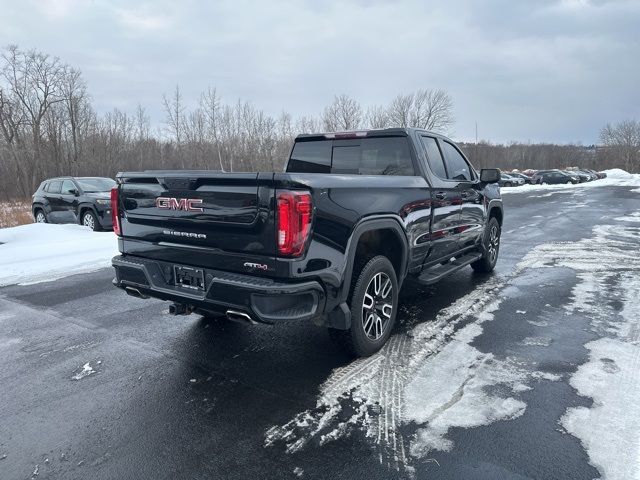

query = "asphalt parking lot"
[1, 185, 639, 480]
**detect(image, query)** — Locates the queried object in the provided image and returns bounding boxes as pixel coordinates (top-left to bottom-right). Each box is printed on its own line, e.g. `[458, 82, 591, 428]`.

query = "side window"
[287, 140, 331, 173]
[61, 180, 76, 195]
[440, 141, 473, 181]
[332, 137, 415, 176]
[420, 136, 447, 179]
[47, 180, 62, 194]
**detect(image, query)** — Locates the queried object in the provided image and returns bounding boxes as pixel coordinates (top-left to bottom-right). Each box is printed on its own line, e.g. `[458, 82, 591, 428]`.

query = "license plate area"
[174, 265, 205, 291]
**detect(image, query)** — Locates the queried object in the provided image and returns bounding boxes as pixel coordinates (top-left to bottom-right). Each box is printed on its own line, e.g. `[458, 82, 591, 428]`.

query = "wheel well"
[353, 228, 404, 280]
[33, 205, 44, 214]
[489, 207, 503, 226]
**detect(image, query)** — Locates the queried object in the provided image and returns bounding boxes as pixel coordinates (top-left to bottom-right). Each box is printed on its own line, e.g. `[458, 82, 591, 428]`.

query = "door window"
[420, 136, 447, 179]
[47, 180, 62, 194]
[61, 180, 76, 195]
[440, 141, 473, 181]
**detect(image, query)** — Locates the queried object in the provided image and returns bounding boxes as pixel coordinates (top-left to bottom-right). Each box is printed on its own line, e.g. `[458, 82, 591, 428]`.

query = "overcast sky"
[1, 0, 638, 144]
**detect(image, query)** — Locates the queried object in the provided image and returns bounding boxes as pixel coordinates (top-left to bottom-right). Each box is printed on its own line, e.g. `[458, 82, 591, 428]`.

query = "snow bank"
[0, 224, 118, 286]
[501, 168, 640, 195]
[601, 168, 636, 179]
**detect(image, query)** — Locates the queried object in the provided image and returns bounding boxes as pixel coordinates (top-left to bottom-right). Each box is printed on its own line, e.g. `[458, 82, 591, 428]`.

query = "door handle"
[435, 192, 447, 200]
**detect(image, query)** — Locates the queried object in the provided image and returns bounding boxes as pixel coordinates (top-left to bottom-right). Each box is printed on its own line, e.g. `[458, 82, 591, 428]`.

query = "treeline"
[1, 45, 638, 200]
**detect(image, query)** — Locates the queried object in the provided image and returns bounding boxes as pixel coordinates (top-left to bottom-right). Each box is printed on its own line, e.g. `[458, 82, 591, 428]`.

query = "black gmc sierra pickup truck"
[111, 128, 503, 356]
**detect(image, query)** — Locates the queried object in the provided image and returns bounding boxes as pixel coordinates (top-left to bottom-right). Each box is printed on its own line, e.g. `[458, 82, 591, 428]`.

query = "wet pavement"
[1, 184, 638, 479]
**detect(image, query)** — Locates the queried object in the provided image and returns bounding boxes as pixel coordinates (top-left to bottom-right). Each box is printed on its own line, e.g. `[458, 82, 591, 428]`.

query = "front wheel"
[82, 210, 100, 231]
[329, 255, 398, 357]
[471, 217, 501, 273]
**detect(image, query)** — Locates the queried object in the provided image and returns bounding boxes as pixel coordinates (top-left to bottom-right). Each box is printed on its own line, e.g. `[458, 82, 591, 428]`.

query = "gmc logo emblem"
[156, 197, 204, 212]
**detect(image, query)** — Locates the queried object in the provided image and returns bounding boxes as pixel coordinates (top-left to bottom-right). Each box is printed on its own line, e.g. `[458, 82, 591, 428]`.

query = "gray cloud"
[1, 0, 638, 143]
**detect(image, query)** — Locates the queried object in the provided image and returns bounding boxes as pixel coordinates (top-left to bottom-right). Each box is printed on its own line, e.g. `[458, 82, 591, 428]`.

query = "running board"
[417, 251, 483, 285]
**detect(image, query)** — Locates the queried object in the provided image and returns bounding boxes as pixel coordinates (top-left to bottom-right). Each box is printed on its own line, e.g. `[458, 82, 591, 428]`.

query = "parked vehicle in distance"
[507, 172, 533, 184]
[110, 128, 504, 357]
[532, 170, 579, 185]
[564, 170, 590, 183]
[32, 177, 117, 231]
[597, 171, 607, 179]
[582, 169, 599, 181]
[499, 173, 524, 187]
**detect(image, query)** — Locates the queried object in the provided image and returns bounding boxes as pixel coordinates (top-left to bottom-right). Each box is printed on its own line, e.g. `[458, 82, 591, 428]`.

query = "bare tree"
[200, 87, 224, 170]
[1, 45, 66, 193]
[366, 105, 390, 129]
[322, 94, 362, 131]
[600, 119, 640, 172]
[162, 85, 185, 167]
[387, 89, 454, 132]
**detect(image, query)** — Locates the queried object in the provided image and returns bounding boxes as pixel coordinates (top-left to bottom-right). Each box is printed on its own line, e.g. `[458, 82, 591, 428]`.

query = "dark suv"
[32, 177, 116, 231]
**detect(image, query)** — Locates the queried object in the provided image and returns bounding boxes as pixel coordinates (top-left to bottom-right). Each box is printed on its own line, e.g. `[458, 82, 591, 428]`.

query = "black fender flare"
[486, 200, 503, 225]
[77, 203, 99, 224]
[326, 215, 409, 330]
[31, 202, 46, 216]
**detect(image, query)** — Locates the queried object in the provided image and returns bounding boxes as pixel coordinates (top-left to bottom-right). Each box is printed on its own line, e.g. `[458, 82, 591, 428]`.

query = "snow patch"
[615, 212, 640, 223]
[0, 224, 118, 286]
[562, 337, 640, 480]
[71, 362, 96, 380]
[527, 320, 549, 327]
[405, 322, 528, 457]
[519, 216, 640, 480]
[521, 336, 552, 347]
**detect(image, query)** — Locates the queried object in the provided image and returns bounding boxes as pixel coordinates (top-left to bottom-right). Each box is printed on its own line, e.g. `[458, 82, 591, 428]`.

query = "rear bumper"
[112, 254, 326, 324]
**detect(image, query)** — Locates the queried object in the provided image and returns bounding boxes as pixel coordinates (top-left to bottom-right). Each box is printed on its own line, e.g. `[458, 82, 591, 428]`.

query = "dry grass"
[0, 200, 33, 229]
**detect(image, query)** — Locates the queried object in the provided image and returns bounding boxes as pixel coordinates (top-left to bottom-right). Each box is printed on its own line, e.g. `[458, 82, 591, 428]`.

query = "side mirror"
[71, 189, 79, 196]
[480, 168, 500, 183]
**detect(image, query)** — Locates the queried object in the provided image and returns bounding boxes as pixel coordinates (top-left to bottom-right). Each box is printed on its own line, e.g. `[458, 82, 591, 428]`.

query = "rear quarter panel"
[272, 173, 433, 309]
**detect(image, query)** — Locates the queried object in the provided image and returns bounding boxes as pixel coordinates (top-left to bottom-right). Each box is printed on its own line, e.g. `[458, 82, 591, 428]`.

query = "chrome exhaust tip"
[225, 310, 257, 325]
[124, 286, 149, 299]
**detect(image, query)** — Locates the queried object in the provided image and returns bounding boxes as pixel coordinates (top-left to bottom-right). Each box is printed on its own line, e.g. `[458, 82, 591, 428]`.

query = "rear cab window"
[287, 136, 415, 176]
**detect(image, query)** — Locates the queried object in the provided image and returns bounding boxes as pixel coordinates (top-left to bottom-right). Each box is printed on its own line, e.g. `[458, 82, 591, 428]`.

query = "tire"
[471, 217, 501, 273]
[34, 209, 47, 224]
[329, 255, 399, 357]
[81, 210, 100, 231]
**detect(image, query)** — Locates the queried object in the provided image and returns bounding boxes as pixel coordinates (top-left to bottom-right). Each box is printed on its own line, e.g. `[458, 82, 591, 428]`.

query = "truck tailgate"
[118, 172, 276, 273]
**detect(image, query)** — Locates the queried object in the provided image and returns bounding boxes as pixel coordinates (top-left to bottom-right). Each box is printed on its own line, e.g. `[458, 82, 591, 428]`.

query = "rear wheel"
[329, 255, 398, 357]
[82, 210, 100, 231]
[471, 217, 501, 273]
[34, 209, 47, 223]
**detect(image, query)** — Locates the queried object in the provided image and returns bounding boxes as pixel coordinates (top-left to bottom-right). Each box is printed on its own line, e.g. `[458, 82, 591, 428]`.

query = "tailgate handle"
[162, 178, 196, 190]
[435, 192, 447, 200]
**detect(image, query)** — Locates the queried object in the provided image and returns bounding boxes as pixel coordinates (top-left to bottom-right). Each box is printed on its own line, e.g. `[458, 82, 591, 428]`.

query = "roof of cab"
[295, 127, 451, 141]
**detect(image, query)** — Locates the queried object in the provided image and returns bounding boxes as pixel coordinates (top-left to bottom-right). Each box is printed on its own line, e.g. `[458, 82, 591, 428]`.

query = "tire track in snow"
[264, 275, 510, 473]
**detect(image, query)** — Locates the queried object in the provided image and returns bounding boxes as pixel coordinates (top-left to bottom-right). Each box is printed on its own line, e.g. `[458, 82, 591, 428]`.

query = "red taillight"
[277, 191, 312, 257]
[110, 186, 121, 236]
